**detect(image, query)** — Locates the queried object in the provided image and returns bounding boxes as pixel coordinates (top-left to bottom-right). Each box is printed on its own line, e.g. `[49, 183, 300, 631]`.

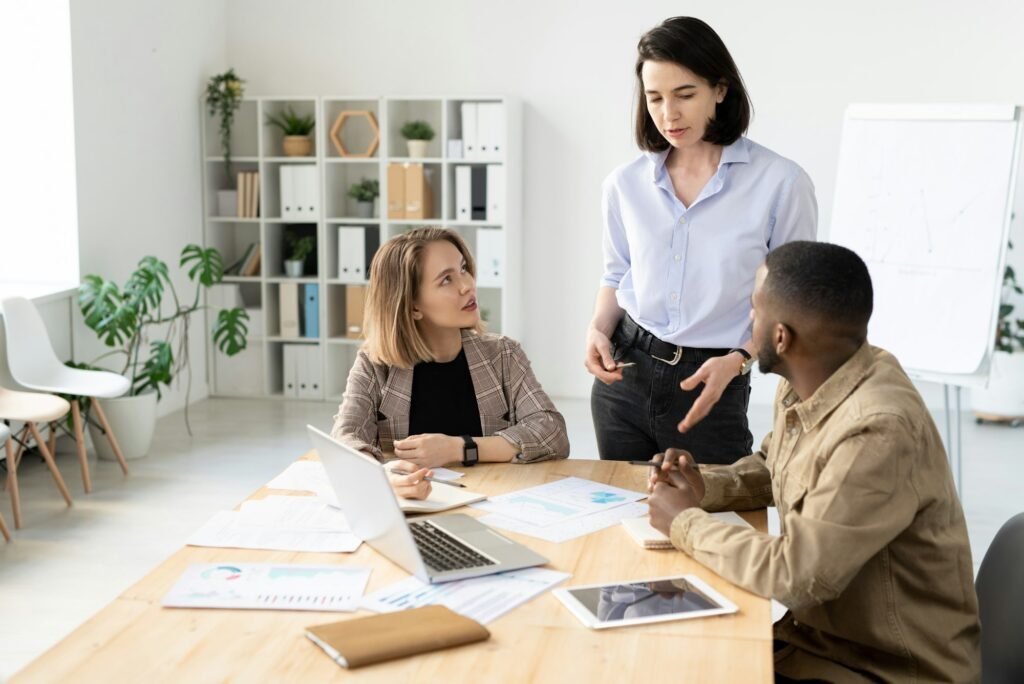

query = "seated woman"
[331, 227, 570, 499]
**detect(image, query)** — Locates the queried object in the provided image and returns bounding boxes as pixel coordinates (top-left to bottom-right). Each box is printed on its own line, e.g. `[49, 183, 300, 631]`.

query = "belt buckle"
[651, 346, 683, 366]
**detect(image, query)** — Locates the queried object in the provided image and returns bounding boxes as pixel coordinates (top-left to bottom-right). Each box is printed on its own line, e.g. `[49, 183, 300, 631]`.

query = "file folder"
[475, 229, 504, 287]
[455, 166, 471, 221]
[303, 283, 320, 338]
[486, 165, 504, 222]
[337, 227, 367, 283]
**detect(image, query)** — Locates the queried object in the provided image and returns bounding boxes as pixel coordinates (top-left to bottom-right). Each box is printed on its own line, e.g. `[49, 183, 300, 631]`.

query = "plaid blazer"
[331, 330, 570, 463]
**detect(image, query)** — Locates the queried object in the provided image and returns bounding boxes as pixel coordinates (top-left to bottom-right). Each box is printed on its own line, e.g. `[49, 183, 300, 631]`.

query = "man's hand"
[677, 352, 744, 432]
[648, 471, 703, 536]
[393, 434, 463, 468]
[584, 327, 624, 385]
[647, 448, 705, 502]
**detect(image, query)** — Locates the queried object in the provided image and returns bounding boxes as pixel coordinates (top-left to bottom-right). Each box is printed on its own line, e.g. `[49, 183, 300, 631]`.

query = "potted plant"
[284, 235, 315, 277]
[205, 69, 246, 216]
[972, 237, 1024, 424]
[347, 178, 379, 218]
[75, 245, 250, 459]
[400, 120, 434, 158]
[266, 107, 315, 157]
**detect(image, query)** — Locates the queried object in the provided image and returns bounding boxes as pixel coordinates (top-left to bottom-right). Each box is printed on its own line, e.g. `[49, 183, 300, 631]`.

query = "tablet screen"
[558, 575, 733, 627]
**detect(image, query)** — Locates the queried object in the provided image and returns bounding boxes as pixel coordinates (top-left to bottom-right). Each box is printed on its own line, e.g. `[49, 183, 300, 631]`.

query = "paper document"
[162, 563, 371, 611]
[361, 567, 570, 625]
[480, 501, 649, 543]
[472, 477, 645, 527]
[428, 467, 465, 482]
[187, 500, 361, 553]
[238, 495, 349, 531]
[266, 461, 333, 498]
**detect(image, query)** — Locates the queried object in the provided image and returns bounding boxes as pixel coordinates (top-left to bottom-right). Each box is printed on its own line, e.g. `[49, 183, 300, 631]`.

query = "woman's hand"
[676, 352, 744, 432]
[386, 459, 432, 500]
[584, 326, 624, 385]
[393, 434, 463, 469]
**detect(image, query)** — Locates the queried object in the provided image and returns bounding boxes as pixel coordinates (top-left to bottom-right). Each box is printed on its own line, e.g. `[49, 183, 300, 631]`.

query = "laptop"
[307, 425, 548, 583]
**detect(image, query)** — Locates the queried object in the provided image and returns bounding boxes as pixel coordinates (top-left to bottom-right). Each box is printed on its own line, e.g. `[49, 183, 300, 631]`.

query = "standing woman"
[586, 17, 817, 464]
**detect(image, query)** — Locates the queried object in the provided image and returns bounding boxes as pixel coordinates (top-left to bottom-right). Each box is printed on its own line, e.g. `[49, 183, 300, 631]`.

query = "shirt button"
[674, 254, 682, 262]
[670, 293, 678, 301]
[788, 428, 798, 437]
[679, 216, 686, 224]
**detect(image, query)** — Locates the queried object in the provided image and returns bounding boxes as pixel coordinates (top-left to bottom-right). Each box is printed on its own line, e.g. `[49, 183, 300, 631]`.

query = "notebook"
[399, 483, 487, 514]
[621, 512, 753, 549]
[306, 605, 489, 668]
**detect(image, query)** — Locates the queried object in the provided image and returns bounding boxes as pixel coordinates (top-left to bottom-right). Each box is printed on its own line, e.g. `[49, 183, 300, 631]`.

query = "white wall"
[70, 0, 227, 416]
[223, 0, 1024, 406]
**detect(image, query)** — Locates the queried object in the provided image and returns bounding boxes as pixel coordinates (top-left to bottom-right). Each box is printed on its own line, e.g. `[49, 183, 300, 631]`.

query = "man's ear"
[775, 322, 794, 355]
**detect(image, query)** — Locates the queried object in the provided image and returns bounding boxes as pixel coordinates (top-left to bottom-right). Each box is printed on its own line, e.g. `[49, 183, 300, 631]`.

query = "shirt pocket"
[376, 416, 396, 452]
[778, 473, 809, 537]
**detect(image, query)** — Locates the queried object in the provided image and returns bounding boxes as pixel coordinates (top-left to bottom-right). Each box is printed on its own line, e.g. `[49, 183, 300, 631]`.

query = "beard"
[756, 337, 781, 375]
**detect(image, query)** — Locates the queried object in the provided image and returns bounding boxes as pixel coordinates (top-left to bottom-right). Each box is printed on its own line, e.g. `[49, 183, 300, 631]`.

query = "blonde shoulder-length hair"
[362, 226, 485, 369]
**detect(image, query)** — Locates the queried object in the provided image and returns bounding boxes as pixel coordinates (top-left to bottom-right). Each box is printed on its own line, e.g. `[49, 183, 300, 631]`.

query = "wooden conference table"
[13, 457, 772, 683]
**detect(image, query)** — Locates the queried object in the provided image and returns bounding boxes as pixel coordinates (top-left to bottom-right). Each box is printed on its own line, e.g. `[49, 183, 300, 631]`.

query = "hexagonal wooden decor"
[330, 110, 380, 158]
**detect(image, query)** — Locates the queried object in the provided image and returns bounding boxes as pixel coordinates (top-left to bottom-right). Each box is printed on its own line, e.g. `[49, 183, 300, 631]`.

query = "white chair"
[1, 297, 131, 493]
[0, 423, 11, 541]
[0, 389, 74, 528]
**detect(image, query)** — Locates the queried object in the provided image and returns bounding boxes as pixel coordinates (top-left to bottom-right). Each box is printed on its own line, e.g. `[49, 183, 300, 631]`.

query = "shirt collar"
[782, 342, 876, 431]
[647, 136, 750, 182]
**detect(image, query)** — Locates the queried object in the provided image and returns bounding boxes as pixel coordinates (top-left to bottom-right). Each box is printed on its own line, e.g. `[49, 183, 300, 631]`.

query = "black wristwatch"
[729, 348, 755, 375]
[461, 435, 479, 466]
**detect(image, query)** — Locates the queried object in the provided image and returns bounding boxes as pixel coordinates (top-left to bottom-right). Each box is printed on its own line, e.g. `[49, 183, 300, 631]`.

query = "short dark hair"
[635, 17, 752, 151]
[764, 241, 874, 335]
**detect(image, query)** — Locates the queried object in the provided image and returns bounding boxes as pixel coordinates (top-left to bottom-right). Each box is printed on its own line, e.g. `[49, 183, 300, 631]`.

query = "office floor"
[0, 397, 1020, 679]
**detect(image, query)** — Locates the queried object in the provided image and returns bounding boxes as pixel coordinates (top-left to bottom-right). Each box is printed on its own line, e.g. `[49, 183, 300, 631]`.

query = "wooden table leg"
[71, 400, 92, 493]
[92, 400, 129, 476]
[28, 422, 73, 507]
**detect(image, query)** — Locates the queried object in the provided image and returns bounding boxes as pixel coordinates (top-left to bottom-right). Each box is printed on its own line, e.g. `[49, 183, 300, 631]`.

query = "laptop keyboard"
[409, 520, 496, 573]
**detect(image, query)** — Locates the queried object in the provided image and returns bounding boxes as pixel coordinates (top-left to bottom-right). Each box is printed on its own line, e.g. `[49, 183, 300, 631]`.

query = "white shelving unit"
[200, 95, 522, 402]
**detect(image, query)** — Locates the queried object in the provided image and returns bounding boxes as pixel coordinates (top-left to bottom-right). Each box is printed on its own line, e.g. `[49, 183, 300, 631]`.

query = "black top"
[408, 348, 483, 438]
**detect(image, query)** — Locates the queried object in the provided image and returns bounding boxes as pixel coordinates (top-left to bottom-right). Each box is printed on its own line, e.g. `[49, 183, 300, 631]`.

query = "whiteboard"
[830, 104, 1022, 387]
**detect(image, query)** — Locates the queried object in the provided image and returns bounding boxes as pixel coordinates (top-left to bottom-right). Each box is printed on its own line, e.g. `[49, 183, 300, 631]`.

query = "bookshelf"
[201, 95, 522, 401]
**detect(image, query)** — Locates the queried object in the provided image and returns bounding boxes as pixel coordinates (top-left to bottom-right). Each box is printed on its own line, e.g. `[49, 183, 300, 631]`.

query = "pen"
[628, 460, 695, 470]
[385, 467, 466, 488]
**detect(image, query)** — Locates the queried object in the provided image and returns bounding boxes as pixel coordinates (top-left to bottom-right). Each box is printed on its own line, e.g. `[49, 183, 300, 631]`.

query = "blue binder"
[303, 283, 319, 338]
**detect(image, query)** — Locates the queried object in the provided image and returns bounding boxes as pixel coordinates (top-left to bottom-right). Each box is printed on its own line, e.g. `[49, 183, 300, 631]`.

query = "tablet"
[553, 574, 738, 629]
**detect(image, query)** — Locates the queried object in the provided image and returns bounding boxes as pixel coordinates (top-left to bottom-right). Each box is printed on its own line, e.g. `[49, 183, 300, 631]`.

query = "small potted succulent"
[205, 69, 246, 215]
[400, 120, 434, 158]
[347, 178, 379, 218]
[284, 235, 315, 277]
[266, 107, 315, 157]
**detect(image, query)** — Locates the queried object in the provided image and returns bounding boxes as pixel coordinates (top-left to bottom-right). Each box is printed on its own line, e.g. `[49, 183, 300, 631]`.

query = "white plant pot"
[406, 140, 429, 158]
[88, 391, 158, 461]
[217, 189, 238, 217]
[284, 259, 304, 277]
[970, 350, 1024, 419]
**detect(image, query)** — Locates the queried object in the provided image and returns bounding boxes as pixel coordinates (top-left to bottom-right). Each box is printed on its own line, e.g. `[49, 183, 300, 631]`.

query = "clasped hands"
[647, 448, 706, 536]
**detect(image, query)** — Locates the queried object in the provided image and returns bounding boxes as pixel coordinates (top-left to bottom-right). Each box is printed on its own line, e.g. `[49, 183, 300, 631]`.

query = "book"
[621, 512, 753, 549]
[306, 605, 489, 669]
[225, 243, 256, 276]
[241, 242, 261, 277]
[237, 171, 246, 218]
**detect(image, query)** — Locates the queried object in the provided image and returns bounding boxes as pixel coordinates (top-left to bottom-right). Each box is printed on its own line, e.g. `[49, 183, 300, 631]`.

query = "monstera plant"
[75, 245, 249, 445]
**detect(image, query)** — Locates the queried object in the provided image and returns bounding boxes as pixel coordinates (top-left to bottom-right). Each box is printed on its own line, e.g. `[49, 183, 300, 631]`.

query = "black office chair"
[976, 512, 1024, 684]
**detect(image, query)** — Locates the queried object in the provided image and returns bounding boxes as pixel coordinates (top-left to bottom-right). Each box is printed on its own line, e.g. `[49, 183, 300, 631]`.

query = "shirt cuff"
[669, 507, 710, 554]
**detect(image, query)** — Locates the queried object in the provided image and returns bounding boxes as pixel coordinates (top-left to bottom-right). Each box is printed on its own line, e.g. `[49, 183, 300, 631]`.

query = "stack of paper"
[186, 495, 361, 553]
[472, 477, 647, 543]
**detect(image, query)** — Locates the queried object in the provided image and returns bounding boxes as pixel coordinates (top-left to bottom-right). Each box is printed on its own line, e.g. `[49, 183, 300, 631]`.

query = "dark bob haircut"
[635, 17, 752, 151]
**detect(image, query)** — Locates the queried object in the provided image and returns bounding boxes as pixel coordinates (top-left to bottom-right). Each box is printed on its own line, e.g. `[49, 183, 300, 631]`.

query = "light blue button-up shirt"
[601, 136, 817, 348]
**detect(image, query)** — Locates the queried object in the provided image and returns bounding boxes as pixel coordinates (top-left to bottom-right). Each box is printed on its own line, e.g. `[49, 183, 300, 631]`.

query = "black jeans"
[591, 318, 753, 465]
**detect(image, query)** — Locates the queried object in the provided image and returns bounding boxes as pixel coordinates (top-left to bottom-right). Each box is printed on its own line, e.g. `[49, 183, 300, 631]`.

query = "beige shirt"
[331, 330, 569, 463]
[670, 344, 980, 683]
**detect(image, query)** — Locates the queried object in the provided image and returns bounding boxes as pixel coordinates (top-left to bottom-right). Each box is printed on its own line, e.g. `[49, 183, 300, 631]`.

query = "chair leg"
[91, 399, 129, 476]
[70, 400, 92, 493]
[6, 430, 24, 529]
[0, 509, 10, 542]
[48, 422, 57, 459]
[27, 422, 72, 507]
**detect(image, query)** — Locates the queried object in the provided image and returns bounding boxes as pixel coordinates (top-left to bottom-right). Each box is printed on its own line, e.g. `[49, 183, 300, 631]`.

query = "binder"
[475, 229, 503, 287]
[295, 165, 318, 218]
[282, 344, 299, 397]
[298, 345, 322, 399]
[404, 164, 433, 219]
[486, 165, 505, 222]
[303, 283, 320, 338]
[461, 102, 478, 160]
[470, 167, 487, 221]
[279, 282, 301, 338]
[280, 166, 297, 219]
[478, 103, 505, 158]
[387, 163, 405, 218]
[337, 227, 366, 282]
[345, 285, 367, 338]
[455, 166, 471, 221]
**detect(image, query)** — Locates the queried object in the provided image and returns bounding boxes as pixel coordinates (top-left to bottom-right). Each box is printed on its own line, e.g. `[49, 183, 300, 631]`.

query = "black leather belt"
[614, 314, 731, 366]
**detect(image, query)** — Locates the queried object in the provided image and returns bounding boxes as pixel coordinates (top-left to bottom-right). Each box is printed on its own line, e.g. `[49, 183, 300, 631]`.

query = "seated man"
[648, 241, 981, 683]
